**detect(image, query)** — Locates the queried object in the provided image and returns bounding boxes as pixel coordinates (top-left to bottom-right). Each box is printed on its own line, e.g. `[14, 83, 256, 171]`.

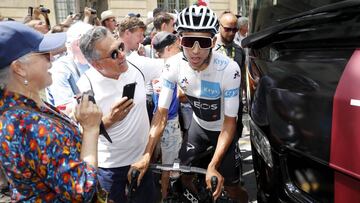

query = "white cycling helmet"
[176, 5, 219, 35]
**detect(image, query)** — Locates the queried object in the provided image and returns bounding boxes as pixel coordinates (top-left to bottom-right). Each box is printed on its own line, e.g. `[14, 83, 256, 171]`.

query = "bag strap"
[126, 60, 145, 82]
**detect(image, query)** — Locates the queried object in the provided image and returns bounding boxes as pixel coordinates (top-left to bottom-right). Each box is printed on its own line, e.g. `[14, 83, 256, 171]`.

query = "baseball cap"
[66, 21, 93, 46]
[127, 13, 141, 18]
[152, 31, 177, 50]
[0, 21, 66, 68]
[101, 10, 116, 23]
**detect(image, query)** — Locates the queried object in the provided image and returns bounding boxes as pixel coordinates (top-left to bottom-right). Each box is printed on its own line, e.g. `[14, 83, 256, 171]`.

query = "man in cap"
[101, 10, 117, 33]
[152, 31, 180, 58]
[151, 31, 182, 200]
[46, 21, 93, 112]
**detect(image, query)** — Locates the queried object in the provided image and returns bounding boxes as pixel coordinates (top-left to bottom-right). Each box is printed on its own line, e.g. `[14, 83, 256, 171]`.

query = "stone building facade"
[1, 0, 245, 26]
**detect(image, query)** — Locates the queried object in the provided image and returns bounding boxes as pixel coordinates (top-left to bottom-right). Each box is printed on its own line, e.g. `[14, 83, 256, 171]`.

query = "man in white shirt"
[77, 26, 161, 203]
[118, 16, 164, 122]
[130, 5, 248, 203]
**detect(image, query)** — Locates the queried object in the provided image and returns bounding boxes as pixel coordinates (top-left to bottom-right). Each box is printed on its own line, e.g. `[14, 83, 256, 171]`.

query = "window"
[157, 0, 188, 13]
[54, 0, 76, 24]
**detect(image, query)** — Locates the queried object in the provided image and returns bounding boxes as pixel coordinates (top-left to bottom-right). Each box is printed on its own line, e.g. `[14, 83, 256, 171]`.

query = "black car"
[243, 0, 360, 202]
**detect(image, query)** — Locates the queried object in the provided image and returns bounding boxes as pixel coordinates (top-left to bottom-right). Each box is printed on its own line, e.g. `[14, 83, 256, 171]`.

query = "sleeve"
[22, 114, 97, 202]
[47, 61, 75, 107]
[127, 52, 164, 82]
[157, 57, 179, 110]
[223, 60, 241, 117]
[76, 73, 92, 93]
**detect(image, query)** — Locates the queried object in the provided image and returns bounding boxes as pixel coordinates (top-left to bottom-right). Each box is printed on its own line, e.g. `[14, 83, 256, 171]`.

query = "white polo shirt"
[77, 60, 161, 168]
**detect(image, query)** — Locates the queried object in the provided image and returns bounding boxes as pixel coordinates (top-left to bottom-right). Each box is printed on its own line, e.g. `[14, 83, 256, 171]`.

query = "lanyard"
[218, 44, 235, 59]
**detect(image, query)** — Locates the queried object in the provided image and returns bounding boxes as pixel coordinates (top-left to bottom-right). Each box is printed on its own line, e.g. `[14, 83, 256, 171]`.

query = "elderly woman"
[0, 21, 102, 202]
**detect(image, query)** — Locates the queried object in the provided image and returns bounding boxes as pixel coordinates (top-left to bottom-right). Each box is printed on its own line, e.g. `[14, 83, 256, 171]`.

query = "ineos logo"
[193, 101, 218, 110]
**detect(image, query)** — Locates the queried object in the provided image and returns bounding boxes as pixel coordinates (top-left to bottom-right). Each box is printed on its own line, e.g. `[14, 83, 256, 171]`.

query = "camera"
[89, 8, 97, 15]
[39, 5, 50, 14]
[28, 7, 33, 16]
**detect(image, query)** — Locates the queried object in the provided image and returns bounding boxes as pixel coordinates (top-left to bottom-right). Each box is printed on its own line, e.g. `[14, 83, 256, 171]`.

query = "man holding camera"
[24, 6, 51, 34]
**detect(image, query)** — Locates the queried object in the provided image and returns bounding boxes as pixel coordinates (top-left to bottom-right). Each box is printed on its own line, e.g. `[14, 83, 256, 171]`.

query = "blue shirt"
[46, 55, 90, 107]
[152, 78, 179, 120]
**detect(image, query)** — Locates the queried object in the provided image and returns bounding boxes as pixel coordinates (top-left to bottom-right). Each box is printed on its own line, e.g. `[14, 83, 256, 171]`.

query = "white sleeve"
[158, 57, 179, 110]
[47, 61, 74, 106]
[76, 72, 92, 93]
[223, 60, 241, 117]
[127, 52, 163, 83]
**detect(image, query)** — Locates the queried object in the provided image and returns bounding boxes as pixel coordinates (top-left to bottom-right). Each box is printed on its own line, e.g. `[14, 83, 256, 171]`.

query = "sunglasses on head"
[221, 24, 238, 33]
[100, 42, 125, 60]
[180, 36, 213, 49]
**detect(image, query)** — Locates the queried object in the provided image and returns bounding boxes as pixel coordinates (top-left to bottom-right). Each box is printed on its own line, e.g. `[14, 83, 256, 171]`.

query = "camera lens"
[40, 7, 50, 14]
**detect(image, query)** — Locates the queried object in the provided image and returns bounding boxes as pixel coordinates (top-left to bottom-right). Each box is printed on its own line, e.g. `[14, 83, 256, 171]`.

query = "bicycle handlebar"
[149, 163, 207, 175]
[149, 163, 231, 202]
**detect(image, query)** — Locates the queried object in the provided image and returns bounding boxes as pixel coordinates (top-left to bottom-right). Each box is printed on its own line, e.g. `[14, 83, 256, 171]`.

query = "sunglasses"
[99, 43, 125, 60]
[29, 52, 52, 61]
[180, 36, 213, 49]
[220, 24, 238, 33]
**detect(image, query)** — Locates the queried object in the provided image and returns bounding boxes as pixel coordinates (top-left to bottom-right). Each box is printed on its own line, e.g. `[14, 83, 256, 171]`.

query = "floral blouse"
[0, 89, 97, 202]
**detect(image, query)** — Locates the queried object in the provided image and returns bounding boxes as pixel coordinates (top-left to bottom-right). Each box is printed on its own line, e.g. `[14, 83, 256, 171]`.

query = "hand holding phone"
[123, 82, 137, 100]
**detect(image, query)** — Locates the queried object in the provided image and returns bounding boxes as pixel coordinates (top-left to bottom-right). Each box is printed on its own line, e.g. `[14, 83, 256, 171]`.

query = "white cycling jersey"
[158, 51, 241, 131]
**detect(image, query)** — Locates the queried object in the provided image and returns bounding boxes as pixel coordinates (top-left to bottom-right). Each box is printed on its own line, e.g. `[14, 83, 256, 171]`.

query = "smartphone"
[122, 82, 136, 99]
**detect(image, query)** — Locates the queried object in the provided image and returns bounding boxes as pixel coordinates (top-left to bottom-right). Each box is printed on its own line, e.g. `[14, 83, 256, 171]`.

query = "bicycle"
[127, 145, 237, 203]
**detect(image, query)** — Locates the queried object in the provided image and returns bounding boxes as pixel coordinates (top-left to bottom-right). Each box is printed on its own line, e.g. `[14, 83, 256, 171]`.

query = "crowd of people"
[0, 1, 249, 202]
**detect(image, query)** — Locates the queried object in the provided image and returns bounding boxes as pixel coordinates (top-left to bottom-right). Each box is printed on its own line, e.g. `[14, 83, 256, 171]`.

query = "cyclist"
[130, 4, 248, 202]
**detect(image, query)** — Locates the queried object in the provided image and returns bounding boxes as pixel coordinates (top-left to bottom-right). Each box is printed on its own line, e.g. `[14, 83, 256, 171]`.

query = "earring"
[24, 79, 28, 86]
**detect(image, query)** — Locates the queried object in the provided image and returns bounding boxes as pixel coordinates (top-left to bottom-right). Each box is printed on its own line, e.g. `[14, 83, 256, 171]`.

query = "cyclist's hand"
[206, 167, 224, 200]
[128, 154, 150, 186]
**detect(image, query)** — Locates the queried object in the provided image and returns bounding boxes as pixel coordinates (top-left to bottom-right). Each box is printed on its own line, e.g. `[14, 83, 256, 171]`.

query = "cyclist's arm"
[208, 59, 241, 198]
[144, 59, 179, 158]
[209, 116, 237, 169]
[142, 107, 169, 164]
[211, 60, 241, 168]
[129, 57, 179, 184]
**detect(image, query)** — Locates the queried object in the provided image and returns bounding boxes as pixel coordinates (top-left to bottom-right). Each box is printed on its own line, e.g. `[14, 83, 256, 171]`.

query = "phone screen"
[122, 82, 136, 99]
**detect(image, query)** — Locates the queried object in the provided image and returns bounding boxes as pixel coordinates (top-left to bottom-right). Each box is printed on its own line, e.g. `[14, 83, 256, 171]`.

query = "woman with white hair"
[234, 17, 249, 47]
[0, 21, 102, 202]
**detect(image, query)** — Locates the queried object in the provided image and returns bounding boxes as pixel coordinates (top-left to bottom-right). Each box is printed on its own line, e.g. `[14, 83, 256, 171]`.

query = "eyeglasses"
[220, 24, 238, 33]
[99, 43, 125, 60]
[180, 36, 213, 49]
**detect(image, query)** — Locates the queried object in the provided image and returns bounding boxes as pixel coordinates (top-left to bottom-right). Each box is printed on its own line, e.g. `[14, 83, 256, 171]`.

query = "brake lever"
[128, 169, 140, 202]
[211, 176, 218, 203]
